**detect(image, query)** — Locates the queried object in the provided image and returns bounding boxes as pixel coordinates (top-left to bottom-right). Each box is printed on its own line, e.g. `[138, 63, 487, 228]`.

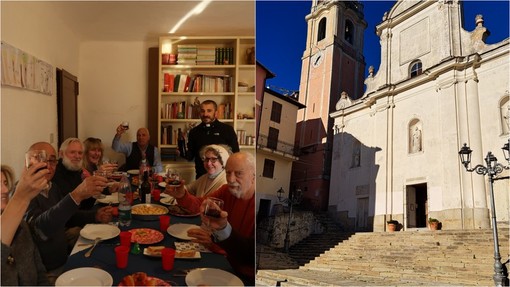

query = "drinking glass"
[93, 170, 108, 199]
[165, 169, 181, 186]
[25, 150, 50, 191]
[203, 197, 224, 218]
[25, 150, 48, 170]
[121, 121, 129, 130]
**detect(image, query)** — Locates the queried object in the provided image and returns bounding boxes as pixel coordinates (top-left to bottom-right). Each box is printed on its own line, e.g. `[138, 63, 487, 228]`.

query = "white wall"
[1, 2, 80, 177]
[1, 2, 159, 178]
[78, 40, 157, 162]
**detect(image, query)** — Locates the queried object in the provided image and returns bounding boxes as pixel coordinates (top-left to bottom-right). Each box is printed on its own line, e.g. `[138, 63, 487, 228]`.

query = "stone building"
[328, 0, 509, 231]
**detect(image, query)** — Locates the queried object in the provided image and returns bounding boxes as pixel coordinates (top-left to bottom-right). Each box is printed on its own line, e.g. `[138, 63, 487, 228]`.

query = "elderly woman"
[185, 144, 231, 197]
[82, 137, 118, 177]
[1, 164, 50, 285]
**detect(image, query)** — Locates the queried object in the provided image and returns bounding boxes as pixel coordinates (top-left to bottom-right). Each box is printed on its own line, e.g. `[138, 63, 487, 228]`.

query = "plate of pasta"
[131, 203, 168, 220]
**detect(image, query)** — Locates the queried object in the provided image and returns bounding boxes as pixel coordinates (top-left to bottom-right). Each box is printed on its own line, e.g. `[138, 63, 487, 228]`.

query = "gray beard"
[62, 156, 82, 171]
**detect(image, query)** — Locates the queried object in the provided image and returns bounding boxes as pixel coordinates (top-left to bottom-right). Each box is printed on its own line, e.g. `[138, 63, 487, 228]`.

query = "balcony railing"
[257, 134, 299, 157]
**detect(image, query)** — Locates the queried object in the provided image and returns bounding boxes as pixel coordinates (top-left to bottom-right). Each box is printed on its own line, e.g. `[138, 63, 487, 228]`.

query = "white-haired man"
[165, 151, 255, 284]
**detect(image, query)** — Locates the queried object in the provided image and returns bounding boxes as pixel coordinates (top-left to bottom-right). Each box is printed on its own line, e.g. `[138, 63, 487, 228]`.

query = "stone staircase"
[256, 227, 510, 286]
[287, 213, 354, 266]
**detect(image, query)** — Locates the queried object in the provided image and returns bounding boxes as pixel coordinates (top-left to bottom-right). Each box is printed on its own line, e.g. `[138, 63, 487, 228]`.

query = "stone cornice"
[330, 42, 509, 119]
[376, 1, 435, 36]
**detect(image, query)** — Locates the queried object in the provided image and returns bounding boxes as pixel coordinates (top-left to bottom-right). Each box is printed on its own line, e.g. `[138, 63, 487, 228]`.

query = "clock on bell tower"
[292, 0, 367, 211]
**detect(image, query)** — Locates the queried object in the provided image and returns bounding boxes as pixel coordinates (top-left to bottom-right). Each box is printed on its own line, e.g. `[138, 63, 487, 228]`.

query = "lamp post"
[277, 187, 303, 253]
[458, 143, 509, 286]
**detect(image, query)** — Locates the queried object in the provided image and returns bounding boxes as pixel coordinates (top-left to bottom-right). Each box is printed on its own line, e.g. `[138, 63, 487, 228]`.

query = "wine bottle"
[140, 171, 151, 204]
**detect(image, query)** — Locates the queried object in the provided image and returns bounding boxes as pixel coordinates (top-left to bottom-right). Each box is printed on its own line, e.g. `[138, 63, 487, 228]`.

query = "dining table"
[61, 177, 247, 286]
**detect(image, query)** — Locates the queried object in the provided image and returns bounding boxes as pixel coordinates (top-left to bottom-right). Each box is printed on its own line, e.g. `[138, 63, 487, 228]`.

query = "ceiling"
[41, 1, 255, 42]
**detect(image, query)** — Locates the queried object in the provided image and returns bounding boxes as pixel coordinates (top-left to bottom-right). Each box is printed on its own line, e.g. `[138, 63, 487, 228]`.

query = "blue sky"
[256, 1, 510, 94]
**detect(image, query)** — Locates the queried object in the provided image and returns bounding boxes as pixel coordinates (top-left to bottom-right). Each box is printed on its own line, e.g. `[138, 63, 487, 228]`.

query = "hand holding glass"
[203, 197, 224, 218]
[25, 150, 49, 191]
[25, 150, 48, 170]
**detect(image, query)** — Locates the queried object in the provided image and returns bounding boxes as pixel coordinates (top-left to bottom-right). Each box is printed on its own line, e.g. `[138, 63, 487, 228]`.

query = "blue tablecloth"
[63, 209, 236, 286]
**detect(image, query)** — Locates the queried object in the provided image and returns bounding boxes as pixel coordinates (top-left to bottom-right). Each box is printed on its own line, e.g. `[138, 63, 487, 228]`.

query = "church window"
[410, 61, 422, 78]
[317, 18, 326, 42]
[345, 20, 354, 44]
[262, 159, 275, 178]
[270, 101, 282, 123]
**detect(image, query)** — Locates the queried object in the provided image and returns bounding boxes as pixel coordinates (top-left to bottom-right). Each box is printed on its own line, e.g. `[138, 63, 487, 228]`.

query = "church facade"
[328, 0, 509, 231]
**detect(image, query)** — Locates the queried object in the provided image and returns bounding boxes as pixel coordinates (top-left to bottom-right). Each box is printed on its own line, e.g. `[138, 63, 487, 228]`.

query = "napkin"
[174, 242, 211, 253]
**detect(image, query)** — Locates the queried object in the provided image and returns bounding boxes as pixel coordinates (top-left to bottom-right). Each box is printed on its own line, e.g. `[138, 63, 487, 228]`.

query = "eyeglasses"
[47, 159, 58, 166]
[202, 157, 219, 164]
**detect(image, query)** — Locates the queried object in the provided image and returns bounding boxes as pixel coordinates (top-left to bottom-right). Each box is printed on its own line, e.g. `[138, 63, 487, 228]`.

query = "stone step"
[258, 227, 510, 286]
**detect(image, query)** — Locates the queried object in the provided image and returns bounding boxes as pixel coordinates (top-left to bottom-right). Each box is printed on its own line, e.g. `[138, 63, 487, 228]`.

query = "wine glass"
[25, 150, 50, 192]
[165, 169, 181, 186]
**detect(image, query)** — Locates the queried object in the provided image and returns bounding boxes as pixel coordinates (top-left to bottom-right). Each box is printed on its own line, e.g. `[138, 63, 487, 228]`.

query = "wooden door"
[356, 197, 369, 231]
[56, 69, 79, 147]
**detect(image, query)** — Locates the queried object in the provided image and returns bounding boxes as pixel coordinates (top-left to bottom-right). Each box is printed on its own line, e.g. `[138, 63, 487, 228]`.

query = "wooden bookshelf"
[154, 36, 255, 179]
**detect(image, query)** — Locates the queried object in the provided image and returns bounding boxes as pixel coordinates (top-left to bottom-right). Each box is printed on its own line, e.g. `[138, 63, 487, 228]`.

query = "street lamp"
[277, 187, 303, 253]
[458, 143, 509, 287]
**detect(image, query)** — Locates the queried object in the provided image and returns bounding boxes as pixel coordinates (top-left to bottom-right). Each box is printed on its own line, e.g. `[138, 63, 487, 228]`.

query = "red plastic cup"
[119, 231, 131, 249]
[115, 246, 129, 269]
[161, 247, 176, 271]
[159, 215, 170, 232]
[152, 189, 161, 201]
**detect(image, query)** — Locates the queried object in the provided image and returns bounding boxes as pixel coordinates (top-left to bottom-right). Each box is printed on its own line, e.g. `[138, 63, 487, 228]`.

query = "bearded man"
[52, 138, 96, 209]
[164, 151, 255, 285]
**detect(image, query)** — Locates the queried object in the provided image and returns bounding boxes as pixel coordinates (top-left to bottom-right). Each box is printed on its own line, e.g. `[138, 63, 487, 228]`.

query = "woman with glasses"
[185, 144, 231, 197]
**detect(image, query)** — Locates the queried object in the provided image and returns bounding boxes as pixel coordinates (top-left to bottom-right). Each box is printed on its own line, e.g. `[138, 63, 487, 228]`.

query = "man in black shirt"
[186, 100, 239, 178]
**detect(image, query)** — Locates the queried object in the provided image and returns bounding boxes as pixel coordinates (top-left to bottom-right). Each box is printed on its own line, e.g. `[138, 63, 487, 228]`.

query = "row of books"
[161, 101, 199, 120]
[175, 45, 234, 65]
[163, 73, 233, 93]
[161, 101, 233, 120]
[161, 125, 183, 146]
[236, 130, 255, 146]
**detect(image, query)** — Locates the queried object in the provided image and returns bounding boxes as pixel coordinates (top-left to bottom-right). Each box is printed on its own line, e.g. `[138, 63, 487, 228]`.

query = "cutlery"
[84, 237, 101, 257]
[174, 268, 195, 276]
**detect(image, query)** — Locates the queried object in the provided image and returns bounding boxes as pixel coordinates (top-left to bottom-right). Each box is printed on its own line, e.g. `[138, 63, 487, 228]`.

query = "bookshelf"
[156, 36, 255, 180]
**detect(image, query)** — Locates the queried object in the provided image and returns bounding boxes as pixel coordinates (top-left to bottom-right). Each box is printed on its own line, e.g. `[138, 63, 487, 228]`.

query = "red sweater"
[178, 184, 255, 283]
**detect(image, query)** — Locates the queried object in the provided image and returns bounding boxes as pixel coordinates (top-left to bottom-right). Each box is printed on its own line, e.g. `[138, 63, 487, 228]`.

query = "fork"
[84, 237, 101, 257]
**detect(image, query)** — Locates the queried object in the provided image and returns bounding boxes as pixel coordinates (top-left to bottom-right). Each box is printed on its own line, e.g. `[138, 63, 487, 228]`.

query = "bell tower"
[292, 0, 367, 211]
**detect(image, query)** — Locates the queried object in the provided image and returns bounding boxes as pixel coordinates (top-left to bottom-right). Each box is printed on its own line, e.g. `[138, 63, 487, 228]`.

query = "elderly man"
[165, 151, 255, 284]
[24, 141, 110, 284]
[112, 126, 163, 173]
[52, 138, 95, 209]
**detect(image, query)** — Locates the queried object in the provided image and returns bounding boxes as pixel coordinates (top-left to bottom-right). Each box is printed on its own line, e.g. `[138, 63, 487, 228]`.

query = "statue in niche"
[411, 126, 422, 153]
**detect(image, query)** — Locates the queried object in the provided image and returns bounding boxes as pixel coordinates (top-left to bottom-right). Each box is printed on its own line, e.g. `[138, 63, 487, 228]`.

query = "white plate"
[80, 224, 120, 241]
[158, 181, 167, 188]
[127, 169, 139, 175]
[167, 223, 200, 240]
[55, 267, 113, 286]
[159, 195, 177, 206]
[96, 192, 119, 204]
[185, 268, 243, 286]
